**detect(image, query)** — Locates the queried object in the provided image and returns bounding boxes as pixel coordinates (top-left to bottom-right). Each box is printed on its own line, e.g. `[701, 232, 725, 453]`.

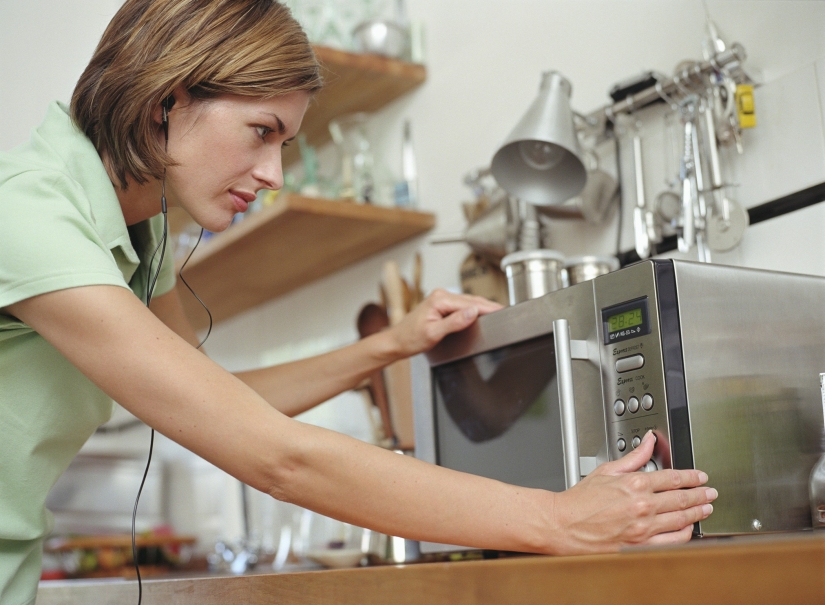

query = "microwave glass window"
[432, 334, 566, 492]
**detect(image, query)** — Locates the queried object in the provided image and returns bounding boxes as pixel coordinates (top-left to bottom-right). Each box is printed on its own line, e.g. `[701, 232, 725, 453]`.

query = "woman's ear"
[151, 86, 189, 125]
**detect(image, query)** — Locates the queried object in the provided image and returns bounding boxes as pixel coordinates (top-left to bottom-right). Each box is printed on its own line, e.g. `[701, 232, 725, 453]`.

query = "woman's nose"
[253, 149, 284, 191]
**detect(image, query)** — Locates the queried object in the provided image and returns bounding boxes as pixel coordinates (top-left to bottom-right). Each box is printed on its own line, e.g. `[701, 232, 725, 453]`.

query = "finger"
[649, 502, 713, 536]
[646, 467, 709, 493]
[599, 430, 656, 475]
[654, 485, 718, 515]
[642, 524, 694, 547]
[429, 290, 501, 316]
[430, 307, 479, 341]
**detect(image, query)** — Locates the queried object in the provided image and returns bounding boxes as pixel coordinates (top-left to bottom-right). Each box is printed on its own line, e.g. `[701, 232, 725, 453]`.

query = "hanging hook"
[655, 79, 679, 110]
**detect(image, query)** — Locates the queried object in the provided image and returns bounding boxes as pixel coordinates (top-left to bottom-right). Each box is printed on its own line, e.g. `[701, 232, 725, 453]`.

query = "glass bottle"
[809, 373, 825, 528]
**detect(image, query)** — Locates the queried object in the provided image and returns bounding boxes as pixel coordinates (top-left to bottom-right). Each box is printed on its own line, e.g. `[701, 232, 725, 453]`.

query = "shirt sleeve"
[0, 170, 131, 310]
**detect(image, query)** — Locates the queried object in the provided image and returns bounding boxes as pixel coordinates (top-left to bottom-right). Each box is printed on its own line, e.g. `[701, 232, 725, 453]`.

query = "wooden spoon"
[356, 303, 396, 446]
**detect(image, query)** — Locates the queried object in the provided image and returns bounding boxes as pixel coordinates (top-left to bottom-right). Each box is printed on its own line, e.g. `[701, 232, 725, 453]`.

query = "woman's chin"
[190, 212, 234, 233]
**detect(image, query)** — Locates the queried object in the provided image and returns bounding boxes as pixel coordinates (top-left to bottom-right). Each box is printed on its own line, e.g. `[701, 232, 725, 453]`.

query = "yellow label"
[736, 84, 756, 128]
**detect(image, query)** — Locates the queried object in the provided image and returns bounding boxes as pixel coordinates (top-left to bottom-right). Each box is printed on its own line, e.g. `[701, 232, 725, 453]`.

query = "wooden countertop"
[36, 532, 825, 604]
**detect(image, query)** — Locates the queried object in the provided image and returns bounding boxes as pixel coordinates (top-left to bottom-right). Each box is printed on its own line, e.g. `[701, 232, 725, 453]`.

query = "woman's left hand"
[387, 289, 503, 359]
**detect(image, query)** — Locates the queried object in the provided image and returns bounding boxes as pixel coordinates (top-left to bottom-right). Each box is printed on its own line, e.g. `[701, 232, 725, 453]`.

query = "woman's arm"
[7, 285, 715, 554]
[149, 286, 501, 417]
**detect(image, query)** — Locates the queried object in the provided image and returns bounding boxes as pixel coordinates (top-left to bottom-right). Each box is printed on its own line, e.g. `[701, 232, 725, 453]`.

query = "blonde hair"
[71, 0, 322, 189]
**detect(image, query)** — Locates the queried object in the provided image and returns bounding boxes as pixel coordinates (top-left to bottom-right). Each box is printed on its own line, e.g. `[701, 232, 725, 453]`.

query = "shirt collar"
[38, 102, 142, 281]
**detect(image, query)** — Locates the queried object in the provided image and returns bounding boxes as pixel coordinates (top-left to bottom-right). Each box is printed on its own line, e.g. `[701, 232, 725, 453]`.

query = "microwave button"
[613, 399, 626, 416]
[631, 435, 642, 448]
[641, 459, 659, 472]
[616, 354, 645, 373]
[642, 393, 654, 410]
[627, 396, 640, 413]
[617, 438, 627, 452]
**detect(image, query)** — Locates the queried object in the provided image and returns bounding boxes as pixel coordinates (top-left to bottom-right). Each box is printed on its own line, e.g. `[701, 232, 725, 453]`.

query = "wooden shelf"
[176, 195, 435, 328]
[282, 45, 427, 167]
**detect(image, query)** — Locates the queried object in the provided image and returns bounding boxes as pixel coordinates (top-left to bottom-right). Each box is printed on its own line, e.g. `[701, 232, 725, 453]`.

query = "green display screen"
[608, 308, 643, 333]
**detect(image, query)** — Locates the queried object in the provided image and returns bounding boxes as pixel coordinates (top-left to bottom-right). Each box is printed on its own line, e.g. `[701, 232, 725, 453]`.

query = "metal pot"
[500, 249, 565, 305]
[563, 255, 620, 286]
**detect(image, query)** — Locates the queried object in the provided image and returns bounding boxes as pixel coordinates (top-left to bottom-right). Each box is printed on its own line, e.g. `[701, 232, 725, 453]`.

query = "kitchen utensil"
[356, 303, 395, 446]
[563, 256, 619, 286]
[632, 134, 651, 259]
[677, 97, 699, 255]
[690, 104, 711, 263]
[703, 98, 749, 252]
[655, 190, 682, 225]
[352, 19, 408, 59]
[412, 252, 423, 306]
[382, 261, 416, 449]
[500, 249, 565, 305]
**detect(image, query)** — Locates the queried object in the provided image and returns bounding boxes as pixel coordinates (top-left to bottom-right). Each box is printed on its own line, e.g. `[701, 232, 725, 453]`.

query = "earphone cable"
[132, 204, 167, 605]
[131, 97, 212, 603]
[178, 227, 213, 350]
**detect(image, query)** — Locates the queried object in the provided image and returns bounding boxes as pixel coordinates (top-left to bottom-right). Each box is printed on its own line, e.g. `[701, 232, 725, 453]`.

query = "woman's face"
[163, 91, 310, 232]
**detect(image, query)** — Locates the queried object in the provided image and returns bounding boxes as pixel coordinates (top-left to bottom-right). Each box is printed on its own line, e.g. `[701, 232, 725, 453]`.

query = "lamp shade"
[491, 72, 587, 206]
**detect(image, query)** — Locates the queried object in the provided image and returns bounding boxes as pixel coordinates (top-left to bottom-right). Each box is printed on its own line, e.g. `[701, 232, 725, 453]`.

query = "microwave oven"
[412, 259, 825, 553]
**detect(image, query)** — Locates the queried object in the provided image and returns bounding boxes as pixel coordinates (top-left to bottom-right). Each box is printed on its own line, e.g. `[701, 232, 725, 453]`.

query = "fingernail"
[705, 488, 718, 501]
[698, 471, 709, 483]
[702, 503, 713, 516]
[463, 307, 478, 320]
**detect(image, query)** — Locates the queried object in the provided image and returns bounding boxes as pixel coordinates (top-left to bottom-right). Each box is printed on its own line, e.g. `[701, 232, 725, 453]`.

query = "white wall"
[4, 0, 825, 555]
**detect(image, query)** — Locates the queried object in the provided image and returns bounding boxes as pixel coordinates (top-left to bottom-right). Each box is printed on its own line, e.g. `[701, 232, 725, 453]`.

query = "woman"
[0, 1, 716, 603]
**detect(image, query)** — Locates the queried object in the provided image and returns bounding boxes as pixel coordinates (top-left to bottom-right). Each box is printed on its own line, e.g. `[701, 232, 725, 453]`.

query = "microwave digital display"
[602, 297, 651, 344]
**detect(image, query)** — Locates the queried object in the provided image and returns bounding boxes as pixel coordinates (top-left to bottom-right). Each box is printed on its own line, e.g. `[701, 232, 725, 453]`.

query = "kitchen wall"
[3, 0, 825, 555]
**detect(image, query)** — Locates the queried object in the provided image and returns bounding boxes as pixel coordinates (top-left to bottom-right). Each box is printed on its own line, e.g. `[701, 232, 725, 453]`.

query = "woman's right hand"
[547, 431, 717, 554]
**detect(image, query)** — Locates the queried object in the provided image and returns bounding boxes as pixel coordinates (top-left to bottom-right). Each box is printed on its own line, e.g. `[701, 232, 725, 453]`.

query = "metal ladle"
[703, 96, 749, 251]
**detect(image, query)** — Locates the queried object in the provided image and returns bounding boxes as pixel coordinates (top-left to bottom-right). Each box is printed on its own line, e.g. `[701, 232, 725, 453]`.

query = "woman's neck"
[102, 151, 163, 226]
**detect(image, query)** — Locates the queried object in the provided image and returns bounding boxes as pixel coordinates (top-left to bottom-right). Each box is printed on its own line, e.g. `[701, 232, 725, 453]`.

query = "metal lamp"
[491, 71, 587, 206]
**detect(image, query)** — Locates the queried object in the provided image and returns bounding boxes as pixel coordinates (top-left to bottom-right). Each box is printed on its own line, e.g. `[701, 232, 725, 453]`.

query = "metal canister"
[500, 249, 565, 305]
[563, 255, 620, 286]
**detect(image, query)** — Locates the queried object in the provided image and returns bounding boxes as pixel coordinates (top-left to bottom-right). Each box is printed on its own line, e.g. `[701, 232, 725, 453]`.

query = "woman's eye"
[256, 126, 273, 139]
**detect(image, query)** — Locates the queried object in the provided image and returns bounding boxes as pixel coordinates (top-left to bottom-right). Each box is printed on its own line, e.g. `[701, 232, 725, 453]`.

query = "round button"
[627, 396, 640, 413]
[642, 394, 654, 411]
[631, 435, 641, 448]
[613, 399, 626, 416]
[617, 438, 626, 452]
[642, 459, 659, 472]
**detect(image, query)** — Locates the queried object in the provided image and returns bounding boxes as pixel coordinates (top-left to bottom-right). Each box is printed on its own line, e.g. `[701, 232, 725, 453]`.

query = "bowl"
[304, 547, 365, 569]
[352, 19, 408, 59]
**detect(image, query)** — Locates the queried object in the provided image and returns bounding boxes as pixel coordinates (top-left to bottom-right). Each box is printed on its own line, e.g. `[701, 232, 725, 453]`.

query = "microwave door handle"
[553, 319, 588, 489]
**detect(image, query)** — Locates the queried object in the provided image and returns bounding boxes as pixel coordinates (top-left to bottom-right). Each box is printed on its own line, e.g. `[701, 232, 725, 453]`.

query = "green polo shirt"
[0, 102, 175, 605]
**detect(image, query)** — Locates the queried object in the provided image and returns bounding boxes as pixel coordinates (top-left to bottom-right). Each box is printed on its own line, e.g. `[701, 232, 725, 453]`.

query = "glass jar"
[810, 373, 825, 528]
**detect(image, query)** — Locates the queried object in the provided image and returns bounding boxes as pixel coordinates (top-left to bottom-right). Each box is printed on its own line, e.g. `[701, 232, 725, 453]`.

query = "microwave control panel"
[593, 262, 672, 471]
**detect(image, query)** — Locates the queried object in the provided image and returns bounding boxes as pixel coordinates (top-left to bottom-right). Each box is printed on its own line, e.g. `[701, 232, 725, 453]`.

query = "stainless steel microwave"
[412, 259, 825, 553]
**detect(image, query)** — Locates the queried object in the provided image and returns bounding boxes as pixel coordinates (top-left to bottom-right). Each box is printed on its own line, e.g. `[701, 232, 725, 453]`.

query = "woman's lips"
[230, 191, 255, 213]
